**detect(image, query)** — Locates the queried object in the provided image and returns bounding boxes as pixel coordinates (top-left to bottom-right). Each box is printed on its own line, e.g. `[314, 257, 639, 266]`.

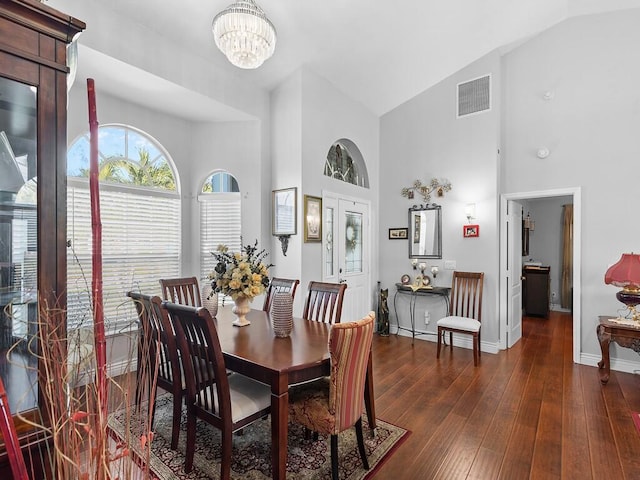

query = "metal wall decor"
[401, 178, 452, 204]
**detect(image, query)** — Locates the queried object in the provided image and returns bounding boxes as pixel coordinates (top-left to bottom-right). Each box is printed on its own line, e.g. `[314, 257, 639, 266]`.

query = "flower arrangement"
[209, 240, 272, 301]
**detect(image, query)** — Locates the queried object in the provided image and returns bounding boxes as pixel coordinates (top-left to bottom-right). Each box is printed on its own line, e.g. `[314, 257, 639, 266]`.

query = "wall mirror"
[409, 205, 442, 259]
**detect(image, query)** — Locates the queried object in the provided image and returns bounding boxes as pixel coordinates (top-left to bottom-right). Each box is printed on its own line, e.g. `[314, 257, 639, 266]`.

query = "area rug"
[108, 394, 409, 480]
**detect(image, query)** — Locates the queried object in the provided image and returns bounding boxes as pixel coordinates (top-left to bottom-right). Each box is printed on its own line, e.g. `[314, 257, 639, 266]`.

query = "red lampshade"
[604, 253, 640, 291]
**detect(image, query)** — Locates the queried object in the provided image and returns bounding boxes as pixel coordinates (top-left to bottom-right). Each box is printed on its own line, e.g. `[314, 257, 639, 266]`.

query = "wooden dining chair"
[162, 301, 271, 478]
[160, 276, 202, 307]
[302, 281, 347, 324]
[263, 277, 300, 312]
[289, 312, 375, 480]
[127, 291, 185, 450]
[436, 271, 485, 366]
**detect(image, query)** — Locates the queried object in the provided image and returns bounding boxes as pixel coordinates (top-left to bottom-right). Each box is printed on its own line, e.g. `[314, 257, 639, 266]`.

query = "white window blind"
[67, 179, 181, 330]
[199, 192, 241, 298]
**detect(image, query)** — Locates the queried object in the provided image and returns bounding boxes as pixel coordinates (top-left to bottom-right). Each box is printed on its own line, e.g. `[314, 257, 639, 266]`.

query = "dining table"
[214, 305, 376, 480]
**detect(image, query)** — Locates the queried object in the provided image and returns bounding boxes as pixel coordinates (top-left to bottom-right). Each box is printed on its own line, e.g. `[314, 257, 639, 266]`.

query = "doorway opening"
[499, 187, 581, 363]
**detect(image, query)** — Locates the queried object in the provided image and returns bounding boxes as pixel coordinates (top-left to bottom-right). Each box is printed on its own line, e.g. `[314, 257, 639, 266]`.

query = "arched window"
[323, 139, 369, 188]
[67, 125, 181, 329]
[199, 171, 241, 286]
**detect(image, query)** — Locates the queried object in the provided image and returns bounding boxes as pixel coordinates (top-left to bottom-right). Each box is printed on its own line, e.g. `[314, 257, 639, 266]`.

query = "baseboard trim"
[392, 327, 499, 354]
[580, 352, 640, 374]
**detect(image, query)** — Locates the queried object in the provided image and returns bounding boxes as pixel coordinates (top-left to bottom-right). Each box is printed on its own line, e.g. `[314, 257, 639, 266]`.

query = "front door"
[322, 195, 370, 323]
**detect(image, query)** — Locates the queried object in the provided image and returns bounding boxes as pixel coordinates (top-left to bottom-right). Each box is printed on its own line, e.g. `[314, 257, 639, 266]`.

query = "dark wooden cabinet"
[523, 265, 550, 318]
[0, 1, 84, 476]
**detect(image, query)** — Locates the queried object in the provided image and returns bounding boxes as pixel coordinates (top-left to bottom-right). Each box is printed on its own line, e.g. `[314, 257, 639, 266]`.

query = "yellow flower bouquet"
[208, 240, 272, 301]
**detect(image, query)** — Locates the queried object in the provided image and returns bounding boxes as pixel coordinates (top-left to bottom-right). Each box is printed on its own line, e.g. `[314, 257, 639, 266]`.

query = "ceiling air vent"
[457, 74, 491, 118]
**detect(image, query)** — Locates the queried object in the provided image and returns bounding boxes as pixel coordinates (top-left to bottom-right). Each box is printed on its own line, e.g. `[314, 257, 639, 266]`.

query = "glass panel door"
[0, 77, 38, 414]
[337, 199, 369, 323]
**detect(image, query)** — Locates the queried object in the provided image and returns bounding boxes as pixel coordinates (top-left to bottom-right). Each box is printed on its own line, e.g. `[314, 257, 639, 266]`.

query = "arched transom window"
[324, 139, 369, 188]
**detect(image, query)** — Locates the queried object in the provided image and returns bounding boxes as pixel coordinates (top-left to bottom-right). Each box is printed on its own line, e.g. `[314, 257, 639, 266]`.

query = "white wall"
[300, 70, 380, 315]
[269, 69, 380, 316]
[269, 71, 303, 300]
[502, 9, 640, 362]
[190, 121, 264, 277]
[380, 52, 501, 347]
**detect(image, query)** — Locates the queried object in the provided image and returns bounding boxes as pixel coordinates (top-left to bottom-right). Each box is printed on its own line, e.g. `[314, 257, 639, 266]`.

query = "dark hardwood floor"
[371, 311, 640, 479]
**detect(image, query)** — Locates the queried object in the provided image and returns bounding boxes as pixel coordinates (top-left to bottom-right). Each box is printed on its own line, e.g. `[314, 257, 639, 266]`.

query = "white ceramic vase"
[232, 295, 251, 327]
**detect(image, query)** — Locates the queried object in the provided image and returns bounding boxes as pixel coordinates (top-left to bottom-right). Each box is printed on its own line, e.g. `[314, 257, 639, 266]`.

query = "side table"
[393, 283, 451, 344]
[597, 315, 640, 384]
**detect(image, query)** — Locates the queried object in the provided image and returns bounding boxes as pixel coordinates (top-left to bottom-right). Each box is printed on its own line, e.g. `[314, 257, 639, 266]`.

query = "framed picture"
[463, 224, 480, 238]
[303, 195, 322, 242]
[389, 228, 408, 240]
[272, 187, 297, 236]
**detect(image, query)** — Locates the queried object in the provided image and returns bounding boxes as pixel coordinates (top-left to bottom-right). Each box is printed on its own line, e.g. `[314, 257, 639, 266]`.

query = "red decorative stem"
[87, 79, 108, 427]
[0, 377, 29, 479]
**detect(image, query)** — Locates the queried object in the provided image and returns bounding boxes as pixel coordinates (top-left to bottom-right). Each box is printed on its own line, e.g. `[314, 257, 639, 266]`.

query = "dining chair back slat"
[437, 271, 485, 366]
[160, 277, 202, 307]
[303, 281, 347, 324]
[263, 277, 300, 312]
[127, 291, 184, 450]
[162, 301, 271, 478]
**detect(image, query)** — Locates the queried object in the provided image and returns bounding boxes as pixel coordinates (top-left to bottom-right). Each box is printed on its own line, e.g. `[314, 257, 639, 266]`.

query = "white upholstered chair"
[436, 271, 484, 366]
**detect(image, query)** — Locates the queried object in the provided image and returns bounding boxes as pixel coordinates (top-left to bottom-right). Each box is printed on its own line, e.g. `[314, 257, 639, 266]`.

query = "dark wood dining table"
[214, 306, 376, 480]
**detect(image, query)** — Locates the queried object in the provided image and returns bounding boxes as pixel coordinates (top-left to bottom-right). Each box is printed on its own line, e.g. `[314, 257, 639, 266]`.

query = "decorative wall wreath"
[345, 215, 360, 251]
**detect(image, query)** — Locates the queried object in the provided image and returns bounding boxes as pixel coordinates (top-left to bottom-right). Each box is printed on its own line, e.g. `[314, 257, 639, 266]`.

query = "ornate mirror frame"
[408, 204, 442, 259]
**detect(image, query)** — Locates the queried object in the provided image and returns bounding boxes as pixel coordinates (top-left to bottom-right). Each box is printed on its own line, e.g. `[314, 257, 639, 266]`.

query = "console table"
[597, 315, 640, 385]
[393, 283, 451, 343]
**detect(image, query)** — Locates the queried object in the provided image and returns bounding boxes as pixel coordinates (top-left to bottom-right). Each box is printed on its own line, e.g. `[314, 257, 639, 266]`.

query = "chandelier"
[212, 0, 276, 69]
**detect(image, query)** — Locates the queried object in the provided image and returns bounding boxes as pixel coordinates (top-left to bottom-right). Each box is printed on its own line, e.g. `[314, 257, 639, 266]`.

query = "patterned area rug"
[109, 394, 409, 480]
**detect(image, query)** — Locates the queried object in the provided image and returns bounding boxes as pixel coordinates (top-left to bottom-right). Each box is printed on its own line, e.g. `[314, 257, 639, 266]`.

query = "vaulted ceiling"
[50, 0, 640, 119]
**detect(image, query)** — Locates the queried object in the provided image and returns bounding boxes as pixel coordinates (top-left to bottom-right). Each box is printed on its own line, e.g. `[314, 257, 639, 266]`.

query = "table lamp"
[604, 253, 640, 322]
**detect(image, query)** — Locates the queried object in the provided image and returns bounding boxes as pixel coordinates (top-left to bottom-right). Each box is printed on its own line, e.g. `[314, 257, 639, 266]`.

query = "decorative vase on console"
[270, 291, 293, 337]
[232, 295, 251, 327]
[202, 283, 219, 318]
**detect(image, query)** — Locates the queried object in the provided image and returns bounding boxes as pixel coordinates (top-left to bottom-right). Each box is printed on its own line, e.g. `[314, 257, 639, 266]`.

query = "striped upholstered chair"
[288, 312, 375, 480]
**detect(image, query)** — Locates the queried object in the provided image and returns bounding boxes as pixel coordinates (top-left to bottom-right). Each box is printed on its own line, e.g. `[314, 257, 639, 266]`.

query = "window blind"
[199, 192, 241, 303]
[67, 179, 181, 330]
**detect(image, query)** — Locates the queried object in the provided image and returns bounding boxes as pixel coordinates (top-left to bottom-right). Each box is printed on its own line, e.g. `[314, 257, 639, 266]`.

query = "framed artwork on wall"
[272, 187, 297, 236]
[389, 228, 408, 239]
[304, 195, 322, 242]
[463, 224, 480, 237]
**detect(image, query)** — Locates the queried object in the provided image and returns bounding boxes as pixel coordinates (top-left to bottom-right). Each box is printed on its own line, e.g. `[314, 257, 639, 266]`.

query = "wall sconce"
[524, 212, 535, 231]
[464, 203, 476, 223]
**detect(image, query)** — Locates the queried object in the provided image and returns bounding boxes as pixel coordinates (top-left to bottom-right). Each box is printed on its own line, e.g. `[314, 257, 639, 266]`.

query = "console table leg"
[597, 323, 611, 384]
